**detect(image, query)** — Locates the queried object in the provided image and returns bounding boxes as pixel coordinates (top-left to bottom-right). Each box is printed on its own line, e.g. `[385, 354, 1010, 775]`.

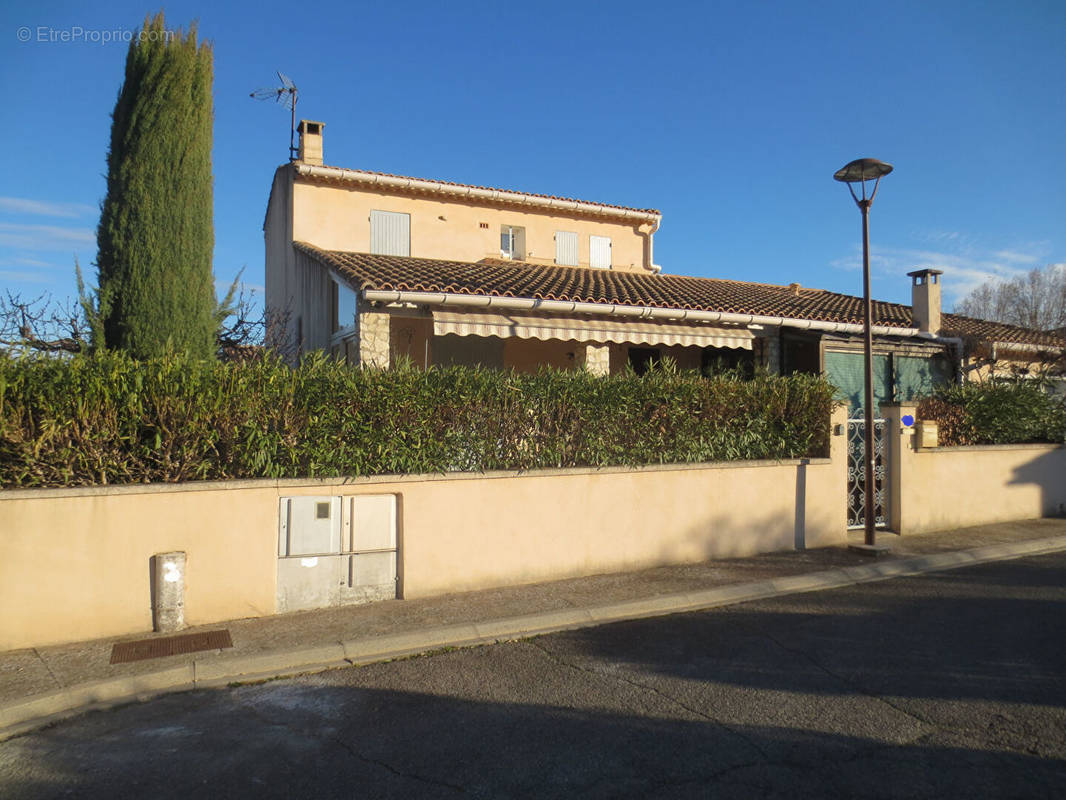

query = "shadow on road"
[560, 554, 1066, 709]
[4, 680, 1065, 799]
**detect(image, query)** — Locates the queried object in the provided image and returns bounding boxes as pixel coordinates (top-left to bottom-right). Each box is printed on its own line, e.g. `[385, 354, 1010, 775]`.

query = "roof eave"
[292, 163, 662, 224]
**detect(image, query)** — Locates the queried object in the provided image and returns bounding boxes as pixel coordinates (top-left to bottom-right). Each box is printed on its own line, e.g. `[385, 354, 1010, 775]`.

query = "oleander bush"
[0, 351, 838, 488]
[917, 380, 1066, 446]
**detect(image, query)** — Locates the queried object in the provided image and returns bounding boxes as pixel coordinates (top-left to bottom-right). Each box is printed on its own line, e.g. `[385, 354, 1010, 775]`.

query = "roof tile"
[296, 243, 1064, 348]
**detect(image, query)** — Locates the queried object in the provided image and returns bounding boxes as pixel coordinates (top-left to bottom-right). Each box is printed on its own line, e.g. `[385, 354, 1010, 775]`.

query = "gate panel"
[846, 419, 888, 530]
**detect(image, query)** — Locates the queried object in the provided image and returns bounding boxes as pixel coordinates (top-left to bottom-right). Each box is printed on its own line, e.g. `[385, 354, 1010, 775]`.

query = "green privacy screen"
[824, 351, 951, 416]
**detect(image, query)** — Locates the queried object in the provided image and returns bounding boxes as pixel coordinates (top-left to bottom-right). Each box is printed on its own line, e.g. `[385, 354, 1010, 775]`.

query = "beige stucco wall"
[503, 337, 581, 372]
[291, 180, 652, 272]
[0, 409, 846, 652]
[0, 486, 279, 652]
[882, 404, 1066, 534]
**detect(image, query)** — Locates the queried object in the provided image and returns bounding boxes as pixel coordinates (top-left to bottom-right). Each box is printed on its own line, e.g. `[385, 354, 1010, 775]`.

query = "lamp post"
[834, 158, 893, 552]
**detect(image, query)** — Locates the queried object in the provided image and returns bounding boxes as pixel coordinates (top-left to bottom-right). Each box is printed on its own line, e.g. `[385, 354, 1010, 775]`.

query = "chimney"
[297, 120, 325, 165]
[907, 268, 943, 335]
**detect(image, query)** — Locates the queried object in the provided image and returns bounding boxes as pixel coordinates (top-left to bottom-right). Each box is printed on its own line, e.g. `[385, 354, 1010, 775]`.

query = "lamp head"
[834, 158, 893, 183]
[834, 158, 893, 205]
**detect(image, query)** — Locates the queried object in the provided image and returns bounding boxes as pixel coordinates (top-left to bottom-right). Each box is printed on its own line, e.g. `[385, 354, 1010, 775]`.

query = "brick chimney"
[297, 120, 325, 165]
[907, 268, 943, 335]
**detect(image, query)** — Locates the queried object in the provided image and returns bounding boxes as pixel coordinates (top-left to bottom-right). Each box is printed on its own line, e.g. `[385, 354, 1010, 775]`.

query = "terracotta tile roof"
[296, 165, 660, 216]
[296, 243, 1064, 348]
[298, 243, 914, 329]
[940, 314, 1066, 350]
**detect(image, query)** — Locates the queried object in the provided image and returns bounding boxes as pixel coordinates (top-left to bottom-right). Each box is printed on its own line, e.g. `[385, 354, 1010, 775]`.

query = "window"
[590, 235, 612, 269]
[555, 231, 578, 266]
[370, 210, 410, 256]
[628, 347, 660, 376]
[500, 225, 526, 260]
[331, 278, 357, 332]
[701, 346, 755, 378]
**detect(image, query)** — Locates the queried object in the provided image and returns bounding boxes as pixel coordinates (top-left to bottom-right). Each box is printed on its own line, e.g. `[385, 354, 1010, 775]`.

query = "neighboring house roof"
[941, 314, 1066, 350]
[291, 163, 661, 220]
[296, 243, 1064, 350]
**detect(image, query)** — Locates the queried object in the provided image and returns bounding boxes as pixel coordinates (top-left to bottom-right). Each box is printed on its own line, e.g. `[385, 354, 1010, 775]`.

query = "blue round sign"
[901, 414, 915, 427]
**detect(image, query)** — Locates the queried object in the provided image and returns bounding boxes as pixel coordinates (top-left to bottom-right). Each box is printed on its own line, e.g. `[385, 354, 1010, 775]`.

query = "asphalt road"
[2, 552, 1065, 799]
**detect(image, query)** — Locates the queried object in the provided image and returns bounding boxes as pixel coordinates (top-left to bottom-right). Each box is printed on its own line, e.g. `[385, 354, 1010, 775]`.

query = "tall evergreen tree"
[95, 13, 216, 359]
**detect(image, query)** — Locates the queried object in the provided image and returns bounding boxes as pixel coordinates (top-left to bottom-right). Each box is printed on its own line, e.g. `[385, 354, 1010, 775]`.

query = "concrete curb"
[4, 533, 1066, 741]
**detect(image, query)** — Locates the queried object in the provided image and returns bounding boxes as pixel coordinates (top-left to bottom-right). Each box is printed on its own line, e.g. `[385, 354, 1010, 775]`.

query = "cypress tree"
[95, 13, 216, 359]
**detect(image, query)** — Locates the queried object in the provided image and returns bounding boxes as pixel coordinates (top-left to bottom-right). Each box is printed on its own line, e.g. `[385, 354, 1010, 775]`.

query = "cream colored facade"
[291, 180, 654, 272]
[882, 404, 1066, 535]
[0, 408, 847, 652]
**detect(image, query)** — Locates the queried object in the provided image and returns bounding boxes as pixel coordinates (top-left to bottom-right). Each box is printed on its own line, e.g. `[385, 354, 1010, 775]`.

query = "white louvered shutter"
[370, 210, 411, 256]
[555, 231, 578, 266]
[590, 235, 612, 269]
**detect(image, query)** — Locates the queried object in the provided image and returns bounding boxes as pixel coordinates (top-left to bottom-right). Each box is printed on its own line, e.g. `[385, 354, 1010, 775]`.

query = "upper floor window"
[555, 231, 578, 266]
[370, 210, 410, 256]
[590, 235, 612, 269]
[500, 225, 526, 260]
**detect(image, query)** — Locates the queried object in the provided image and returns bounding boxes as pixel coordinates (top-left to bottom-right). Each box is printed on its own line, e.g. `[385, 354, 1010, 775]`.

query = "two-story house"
[265, 121, 765, 376]
[264, 120, 1063, 408]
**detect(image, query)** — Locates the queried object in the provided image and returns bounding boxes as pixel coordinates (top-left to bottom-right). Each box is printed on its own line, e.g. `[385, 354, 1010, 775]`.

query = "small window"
[590, 235, 612, 269]
[500, 225, 526, 260]
[555, 231, 578, 266]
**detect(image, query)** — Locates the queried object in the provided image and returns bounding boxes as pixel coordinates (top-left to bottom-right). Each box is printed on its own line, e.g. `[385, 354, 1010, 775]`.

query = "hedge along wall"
[0, 351, 838, 489]
[917, 381, 1066, 446]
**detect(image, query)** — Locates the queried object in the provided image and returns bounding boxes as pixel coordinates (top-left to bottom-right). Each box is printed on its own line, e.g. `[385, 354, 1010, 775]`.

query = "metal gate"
[846, 418, 888, 529]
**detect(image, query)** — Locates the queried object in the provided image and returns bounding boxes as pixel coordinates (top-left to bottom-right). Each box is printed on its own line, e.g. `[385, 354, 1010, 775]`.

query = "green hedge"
[917, 381, 1066, 446]
[0, 351, 838, 488]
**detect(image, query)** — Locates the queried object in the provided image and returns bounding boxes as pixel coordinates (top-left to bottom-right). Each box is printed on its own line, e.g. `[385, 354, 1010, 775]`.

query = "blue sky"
[2, 0, 1064, 312]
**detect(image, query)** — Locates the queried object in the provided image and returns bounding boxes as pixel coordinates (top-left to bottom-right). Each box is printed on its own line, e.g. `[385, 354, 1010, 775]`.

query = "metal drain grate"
[109, 629, 233, 664]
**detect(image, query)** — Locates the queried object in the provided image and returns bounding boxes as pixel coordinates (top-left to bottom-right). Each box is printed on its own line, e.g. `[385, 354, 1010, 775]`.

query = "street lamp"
[834, 157, 893, 553]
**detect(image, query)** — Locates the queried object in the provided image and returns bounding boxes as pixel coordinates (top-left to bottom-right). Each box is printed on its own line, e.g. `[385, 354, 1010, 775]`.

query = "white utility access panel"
[277, 494, 398, 613]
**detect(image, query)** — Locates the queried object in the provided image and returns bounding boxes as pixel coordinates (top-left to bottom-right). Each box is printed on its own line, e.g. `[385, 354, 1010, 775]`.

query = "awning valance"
[432, 311, 754, 350]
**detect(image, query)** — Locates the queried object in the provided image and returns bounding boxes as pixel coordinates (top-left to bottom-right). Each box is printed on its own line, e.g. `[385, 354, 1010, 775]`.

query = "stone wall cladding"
[585, 343, 611, 376]
[359, 311, 392, 368]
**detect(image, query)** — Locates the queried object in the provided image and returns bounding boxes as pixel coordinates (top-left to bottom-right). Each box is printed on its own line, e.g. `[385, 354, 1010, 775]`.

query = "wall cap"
[915, 443, 1064, 454]
[0, 458, 832, 501]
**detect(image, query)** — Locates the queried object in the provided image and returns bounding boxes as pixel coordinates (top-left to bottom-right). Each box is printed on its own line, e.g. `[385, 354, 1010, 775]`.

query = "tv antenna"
[250, 71, 299, 161]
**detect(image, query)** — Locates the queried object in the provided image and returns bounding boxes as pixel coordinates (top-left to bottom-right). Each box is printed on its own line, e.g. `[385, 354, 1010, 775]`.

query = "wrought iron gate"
[846, 418, 888, 529]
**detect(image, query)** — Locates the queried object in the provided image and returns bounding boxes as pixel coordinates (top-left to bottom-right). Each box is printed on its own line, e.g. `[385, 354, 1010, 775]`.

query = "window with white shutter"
[555, 231, 578, 266]
[370, 210, 410, 256]
[590, 235, 612, 269]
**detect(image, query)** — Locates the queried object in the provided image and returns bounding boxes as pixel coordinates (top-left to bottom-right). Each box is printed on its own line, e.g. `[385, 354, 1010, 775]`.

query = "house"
[264, 121, 1064, 412]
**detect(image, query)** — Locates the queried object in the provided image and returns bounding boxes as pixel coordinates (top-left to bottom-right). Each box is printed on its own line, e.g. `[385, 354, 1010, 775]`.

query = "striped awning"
[432, 311, 754, 349]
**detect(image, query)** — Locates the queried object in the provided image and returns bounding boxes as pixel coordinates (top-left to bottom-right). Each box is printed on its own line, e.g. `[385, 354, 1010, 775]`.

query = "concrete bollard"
[151, 551, 187, 633]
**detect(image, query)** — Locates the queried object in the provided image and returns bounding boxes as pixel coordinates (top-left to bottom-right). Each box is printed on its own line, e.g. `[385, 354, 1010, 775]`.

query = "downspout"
[646, 216, 663, 274]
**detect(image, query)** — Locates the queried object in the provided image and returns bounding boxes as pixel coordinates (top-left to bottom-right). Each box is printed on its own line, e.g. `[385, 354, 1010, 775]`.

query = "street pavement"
[1, 549, 1064, 798]
[3, 518, 1066, 745]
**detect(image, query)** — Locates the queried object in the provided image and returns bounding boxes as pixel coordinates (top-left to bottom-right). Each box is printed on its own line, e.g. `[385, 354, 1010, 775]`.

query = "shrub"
[0, 351, 839, 488]
[918, 381, 1066, 446]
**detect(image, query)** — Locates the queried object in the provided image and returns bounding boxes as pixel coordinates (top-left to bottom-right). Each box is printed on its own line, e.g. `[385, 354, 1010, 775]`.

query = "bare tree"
[0, 290, 90, 354]
[955, 264, 1066, 331]
[2, 284, 294, 360]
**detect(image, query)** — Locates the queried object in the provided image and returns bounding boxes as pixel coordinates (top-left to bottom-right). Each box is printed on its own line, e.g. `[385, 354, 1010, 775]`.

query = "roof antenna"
[250, 71, 299, 161]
